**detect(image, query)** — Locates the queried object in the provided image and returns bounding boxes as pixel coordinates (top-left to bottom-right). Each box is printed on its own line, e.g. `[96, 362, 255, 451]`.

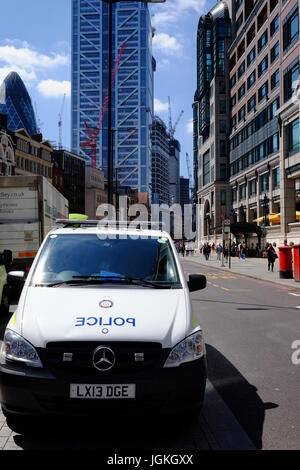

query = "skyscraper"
[193, 1, 232, 240]
[0, 72, 38, 136]
[71, 0, 153, 193]
[152, 115, 169, 205]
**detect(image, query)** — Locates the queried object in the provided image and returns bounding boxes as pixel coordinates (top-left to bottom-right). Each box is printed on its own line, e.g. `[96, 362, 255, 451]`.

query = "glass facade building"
[0, 72, 38, 136]
[71, 0, 153, 192]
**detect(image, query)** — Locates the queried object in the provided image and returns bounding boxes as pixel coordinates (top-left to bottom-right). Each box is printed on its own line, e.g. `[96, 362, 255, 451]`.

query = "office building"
[71, 0, 153, 193]
[152, 116, 170, 205]
[229, 0, 300, 244]
[0, 72, 38, 136]
[52, 149, 86, 214]
[195, 0, 300, 245]
[180, 177, 190, 208]
[193, 1, 232, 240]
[169, 138, 181, 204]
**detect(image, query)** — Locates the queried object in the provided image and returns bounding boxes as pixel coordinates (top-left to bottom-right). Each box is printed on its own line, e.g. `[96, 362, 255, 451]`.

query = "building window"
[258, 56, 268, 78]
[236, 13, 243, 32]
[230, 74, 236, 88]
[238, 83, 246, 101]
[248, 94, 256, 112]
[247, 70, 256, 90]
[258, 82, 268, 102]
[249, 179, 257, 196]
[270, 0, 278, 14]
[283, 7, 299, 52]
[271, 132, 279, 153]
[288, 118, 299, 155]
[284, 60, 299, 102]
[239, 184, 246, 200]
[231, 115, 237, 129]
[271, 69, 280, 90]
[260, 173, 269, 193]
[247, 46, 256, 67]
[258, 30, 268, 53]
[238, 105, 246, 122]
[231, 94, 237, 108]
[270, 14, 279, 36]
[273, 167, 280, 189]
[203, 150, 210, 186]
[238, 61, 245, 79]
[270, 41, 279, 63]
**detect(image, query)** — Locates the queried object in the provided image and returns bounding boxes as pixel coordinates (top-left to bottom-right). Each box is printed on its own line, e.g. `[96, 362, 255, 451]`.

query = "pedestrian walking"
[267, 243, 276, 272]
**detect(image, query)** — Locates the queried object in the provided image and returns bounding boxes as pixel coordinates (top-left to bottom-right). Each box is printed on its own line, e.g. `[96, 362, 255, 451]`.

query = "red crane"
[81, 42, 126, 168]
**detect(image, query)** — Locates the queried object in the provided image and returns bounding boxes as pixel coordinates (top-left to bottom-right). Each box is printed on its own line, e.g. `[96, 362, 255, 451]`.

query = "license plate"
[70, 384, 136, 399]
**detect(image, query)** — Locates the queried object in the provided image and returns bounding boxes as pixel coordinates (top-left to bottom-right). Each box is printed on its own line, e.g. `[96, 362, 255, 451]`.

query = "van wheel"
[0, 287, 9, 315]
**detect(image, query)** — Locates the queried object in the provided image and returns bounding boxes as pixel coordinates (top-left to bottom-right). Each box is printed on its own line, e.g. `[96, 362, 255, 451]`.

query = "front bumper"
[0, 357, 207, 417]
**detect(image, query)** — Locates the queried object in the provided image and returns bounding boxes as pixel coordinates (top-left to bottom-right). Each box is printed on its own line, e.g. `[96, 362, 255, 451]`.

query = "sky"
[0, 0, 215, 179]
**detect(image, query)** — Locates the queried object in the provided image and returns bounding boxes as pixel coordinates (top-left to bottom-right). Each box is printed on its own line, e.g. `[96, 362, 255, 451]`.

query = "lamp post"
[263, 193, 269, 227]
[103, 0, 166, 205]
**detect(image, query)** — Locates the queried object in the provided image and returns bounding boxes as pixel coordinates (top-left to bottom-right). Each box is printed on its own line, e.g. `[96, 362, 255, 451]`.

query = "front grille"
[37, 342, 169, 376]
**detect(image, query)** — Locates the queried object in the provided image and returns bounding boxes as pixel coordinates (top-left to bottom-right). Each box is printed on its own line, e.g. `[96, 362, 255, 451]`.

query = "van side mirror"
[7, 271, 25, 281]
[188, 274, 207, 292]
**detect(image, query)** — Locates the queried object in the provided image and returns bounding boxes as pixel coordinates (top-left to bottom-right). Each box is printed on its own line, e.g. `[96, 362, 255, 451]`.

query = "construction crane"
[168, 96, 184, 140]
[58, 93, 66, 150]
[34, 102, 43, 134]
[81, 42, 126, 168]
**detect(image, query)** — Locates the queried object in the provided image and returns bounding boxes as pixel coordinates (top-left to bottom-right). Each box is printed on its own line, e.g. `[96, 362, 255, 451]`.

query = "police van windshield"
[31, 234, 181, 288]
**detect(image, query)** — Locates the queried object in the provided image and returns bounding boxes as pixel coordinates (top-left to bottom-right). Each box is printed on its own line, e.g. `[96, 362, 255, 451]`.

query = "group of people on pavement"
[177, 237, 287, 274]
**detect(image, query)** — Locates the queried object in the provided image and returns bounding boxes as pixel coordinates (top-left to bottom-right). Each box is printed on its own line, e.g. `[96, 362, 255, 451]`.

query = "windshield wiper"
[35, 276, 175, 289]
[72, 275, 173, 289]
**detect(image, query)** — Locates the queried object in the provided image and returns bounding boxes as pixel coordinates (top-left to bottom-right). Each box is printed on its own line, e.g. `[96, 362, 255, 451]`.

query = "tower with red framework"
[71, 0, 154, 193]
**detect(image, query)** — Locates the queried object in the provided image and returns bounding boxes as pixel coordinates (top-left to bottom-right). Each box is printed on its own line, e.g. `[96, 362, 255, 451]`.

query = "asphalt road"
[183, 258, 300, 450]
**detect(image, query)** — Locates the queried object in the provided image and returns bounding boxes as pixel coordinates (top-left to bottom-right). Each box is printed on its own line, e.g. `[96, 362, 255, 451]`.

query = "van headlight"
[164, 331, 205, 368]
[0, 329, 43, 368]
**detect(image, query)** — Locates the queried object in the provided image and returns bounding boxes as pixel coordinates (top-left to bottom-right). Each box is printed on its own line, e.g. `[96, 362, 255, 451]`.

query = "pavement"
[182, 253, 300, 290]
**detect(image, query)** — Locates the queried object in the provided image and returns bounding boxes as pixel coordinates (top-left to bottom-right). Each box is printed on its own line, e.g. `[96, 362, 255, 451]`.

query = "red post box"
[279, 246, 293, 279]
[293, 245, 300, 282]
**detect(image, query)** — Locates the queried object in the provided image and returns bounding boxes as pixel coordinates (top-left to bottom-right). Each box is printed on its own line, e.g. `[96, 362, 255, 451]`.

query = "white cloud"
[185, 118, 194, 134]
[151, 0, 207, 28]
[153, 33, 183, 55]
[37, 80, 71, 98]
[0, 65, 36, 86]
[154, 98, 169, 113]
[0, 41, 69, 91]
[0, 44, 68, 70]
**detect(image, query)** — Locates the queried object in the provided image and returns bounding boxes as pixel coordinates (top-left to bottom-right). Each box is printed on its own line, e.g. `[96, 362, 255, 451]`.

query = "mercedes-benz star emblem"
[93, 346, 116, 372]
[99, 299, 113, 309]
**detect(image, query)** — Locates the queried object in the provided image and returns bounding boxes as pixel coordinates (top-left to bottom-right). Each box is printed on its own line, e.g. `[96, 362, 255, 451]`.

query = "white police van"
[0, 220, 207, 419]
